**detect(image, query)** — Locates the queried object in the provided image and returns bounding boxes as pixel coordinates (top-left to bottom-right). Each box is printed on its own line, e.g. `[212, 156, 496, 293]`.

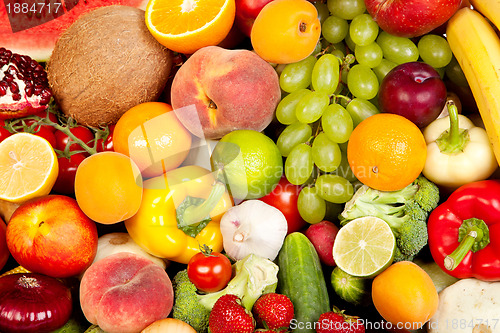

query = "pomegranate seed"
[40, 89, 52, 104]
[12, 93, 21, 101]
[34, 85, 42, 94]
[8, 81, 19, 94]
[3, 49, 12, 59]
[0, 86, 6, 97]
[4, 74, 13, 83]
[6, 65, 16, 75]
[11, 54, 21, 66]
[25, 87, 33, 97]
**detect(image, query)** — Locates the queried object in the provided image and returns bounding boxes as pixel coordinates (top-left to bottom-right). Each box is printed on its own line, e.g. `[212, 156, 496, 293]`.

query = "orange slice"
[0, 133, 58, 203]
[145, 0, 236, 55]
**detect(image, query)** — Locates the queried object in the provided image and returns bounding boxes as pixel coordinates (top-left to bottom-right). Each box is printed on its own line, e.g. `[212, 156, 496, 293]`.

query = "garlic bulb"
[220, 200, 288, 261]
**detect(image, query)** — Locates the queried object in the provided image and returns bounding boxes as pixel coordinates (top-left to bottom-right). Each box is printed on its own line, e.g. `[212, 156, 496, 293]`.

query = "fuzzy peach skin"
[80, 252, 174, 333]
[170, 45, 281, 140]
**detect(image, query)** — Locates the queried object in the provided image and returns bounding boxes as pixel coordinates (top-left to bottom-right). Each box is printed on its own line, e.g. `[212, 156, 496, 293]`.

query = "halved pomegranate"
[0, 47, 52, 119]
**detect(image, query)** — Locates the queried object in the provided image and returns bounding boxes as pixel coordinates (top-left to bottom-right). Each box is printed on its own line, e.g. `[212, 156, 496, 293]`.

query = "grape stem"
[332, 94, 352, 105]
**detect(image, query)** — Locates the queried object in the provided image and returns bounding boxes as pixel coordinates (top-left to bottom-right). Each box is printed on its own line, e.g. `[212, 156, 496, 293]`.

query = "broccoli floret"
[392, 245, 415, 263]
[198, 253, 279, 311]
[340, 176, 439, 260]
[412, 176, 440, 212]
[396, 218, 428, 257]
[172, 269, 210, 333]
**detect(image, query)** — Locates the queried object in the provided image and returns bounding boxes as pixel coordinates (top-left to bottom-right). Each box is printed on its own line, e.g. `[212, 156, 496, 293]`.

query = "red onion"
[0, 273, 72, 333]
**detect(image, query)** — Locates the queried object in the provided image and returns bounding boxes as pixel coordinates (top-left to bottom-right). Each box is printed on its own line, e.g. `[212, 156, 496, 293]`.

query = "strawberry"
[252, 292, 294, 331]
[209, 294, 256, 333]
[316, 307, 365, 333]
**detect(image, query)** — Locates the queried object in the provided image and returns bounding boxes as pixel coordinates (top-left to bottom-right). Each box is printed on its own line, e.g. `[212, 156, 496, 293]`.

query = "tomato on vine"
[187, 245, 232, 293]
[96, 124, 115, 152]
[51, 153, 87, 195]
[0, 126, 11, 143]
[55, 126, 94, 154]
[31, 126, 56, 148]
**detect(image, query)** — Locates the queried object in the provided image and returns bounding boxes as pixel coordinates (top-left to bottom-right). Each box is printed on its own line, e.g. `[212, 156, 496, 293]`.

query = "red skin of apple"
[6, 195, 98, 278]
[378, 61, 447, 128]
[235, 0, 275, 37]
[365, 0, 462, 38]
[304, 220, 339, 266]
[0, 218, 9, 271]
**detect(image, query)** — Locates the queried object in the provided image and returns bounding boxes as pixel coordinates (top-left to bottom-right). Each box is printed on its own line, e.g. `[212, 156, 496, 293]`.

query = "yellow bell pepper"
[125, 165, 233, 264]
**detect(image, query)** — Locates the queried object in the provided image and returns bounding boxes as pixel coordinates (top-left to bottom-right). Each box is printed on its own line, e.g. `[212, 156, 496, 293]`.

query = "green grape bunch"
[273, 0, 458, 224]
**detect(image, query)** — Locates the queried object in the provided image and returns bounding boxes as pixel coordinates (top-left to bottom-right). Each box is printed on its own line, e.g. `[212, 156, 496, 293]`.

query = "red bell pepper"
[427, 179, 500, 281]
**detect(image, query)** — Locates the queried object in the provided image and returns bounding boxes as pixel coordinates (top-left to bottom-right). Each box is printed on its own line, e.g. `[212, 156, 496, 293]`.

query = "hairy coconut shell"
[47, 5, 172, 127]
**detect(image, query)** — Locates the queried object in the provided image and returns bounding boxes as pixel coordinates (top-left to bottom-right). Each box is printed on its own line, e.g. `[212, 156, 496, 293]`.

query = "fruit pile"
[1, 0, 500, 332]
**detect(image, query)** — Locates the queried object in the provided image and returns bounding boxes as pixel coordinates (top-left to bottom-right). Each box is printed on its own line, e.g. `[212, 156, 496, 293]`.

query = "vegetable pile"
[1, 0, 500, 332]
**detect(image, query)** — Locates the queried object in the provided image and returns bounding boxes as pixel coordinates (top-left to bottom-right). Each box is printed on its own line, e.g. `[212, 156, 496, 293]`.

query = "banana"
[446, 7, 500, 166]
[469, 0, 500, 29]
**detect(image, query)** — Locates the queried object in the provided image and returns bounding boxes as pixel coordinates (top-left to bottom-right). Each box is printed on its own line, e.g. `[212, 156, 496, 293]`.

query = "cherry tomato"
[51, 153, 87, 195]
[55, 127, 94, 154]
[96, 124, 115, 152]
[187, 248, 232, 293]
[259, 176, 307, 234]
[24, 110, 59, 132]
[31, 126, 56, 148]
[0, 127, 12, 143]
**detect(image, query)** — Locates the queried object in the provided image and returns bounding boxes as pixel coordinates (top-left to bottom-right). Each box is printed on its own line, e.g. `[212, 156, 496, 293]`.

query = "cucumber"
[277, 232, 330, 333]
[330, 266, 372, 306]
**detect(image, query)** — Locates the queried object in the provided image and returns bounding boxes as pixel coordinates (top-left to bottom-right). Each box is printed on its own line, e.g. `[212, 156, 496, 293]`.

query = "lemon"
[0, 132, 58, 203]
[332, 216, 395, 278]
[210, 130, 283, 200]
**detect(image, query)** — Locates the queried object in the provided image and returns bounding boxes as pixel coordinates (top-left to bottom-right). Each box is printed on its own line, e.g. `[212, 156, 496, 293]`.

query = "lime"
[330, 266, 371, 306]
[210, 130, 283, 200]
[332, 216, 395, 277]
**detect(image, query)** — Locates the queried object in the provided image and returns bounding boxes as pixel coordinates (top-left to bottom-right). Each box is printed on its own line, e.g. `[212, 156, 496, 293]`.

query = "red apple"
[304, 220, 339, 266]
[364, 0, 462, 38]
[6, 194, 98, 278]
[378, 61, 447, 128]
[235, 0, 275, 37]
[0, 217, 9, 271]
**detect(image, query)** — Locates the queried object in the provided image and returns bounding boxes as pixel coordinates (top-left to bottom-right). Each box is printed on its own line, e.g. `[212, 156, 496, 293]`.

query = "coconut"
[46, 5, 173, 127]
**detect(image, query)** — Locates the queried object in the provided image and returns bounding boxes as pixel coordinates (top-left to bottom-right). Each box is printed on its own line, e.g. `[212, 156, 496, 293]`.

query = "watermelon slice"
[1, 0, 149, 62]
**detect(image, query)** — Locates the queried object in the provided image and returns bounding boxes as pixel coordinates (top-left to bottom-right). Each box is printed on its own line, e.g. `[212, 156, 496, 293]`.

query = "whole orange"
[250, 0, 321, 64]
[113, 102, 192, 179]
[372, 261, 439, 330]
[74, 152, 143, 225]
[347, 113, 427, 191]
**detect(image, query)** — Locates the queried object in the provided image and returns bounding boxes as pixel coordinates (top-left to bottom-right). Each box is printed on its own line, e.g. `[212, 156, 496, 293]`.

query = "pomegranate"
[0, 47, 52, 119]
